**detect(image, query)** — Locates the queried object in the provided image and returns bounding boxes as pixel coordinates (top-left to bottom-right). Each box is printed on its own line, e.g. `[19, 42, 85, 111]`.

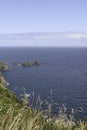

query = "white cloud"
[65, 33, 87, 39]
[0, 32, 87, 40]
[31, 32, 87, 40]
[0, 32, 87, 47]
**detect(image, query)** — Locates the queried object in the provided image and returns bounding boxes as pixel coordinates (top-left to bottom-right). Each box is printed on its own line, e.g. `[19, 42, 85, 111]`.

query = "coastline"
[0, 76, 87, 130]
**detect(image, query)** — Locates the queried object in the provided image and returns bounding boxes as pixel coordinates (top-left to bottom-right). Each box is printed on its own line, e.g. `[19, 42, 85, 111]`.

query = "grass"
[0, 84, 87, 130]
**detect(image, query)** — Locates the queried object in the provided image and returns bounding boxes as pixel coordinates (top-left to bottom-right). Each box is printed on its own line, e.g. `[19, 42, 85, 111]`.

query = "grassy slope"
[0, 84, 52, 130]
[0, 84, 87, 130]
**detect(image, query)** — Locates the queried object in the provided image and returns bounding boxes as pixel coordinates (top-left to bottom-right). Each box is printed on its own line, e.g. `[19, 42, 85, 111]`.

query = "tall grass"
[0, 85, 87, 130]
[1, 104, 87, 130]
[0, 106, 43, 130]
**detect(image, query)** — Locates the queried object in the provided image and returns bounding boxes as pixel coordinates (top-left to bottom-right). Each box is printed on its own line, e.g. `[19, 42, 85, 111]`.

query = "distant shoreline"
[0, 46, 87, 48]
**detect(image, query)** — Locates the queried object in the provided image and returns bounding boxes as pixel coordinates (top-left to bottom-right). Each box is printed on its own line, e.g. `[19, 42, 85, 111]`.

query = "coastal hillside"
[0, 76, 87, 130]
[0, 77, 45, 130]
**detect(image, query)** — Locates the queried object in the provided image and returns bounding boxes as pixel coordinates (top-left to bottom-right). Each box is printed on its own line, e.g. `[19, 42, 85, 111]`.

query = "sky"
[0, 0, 87, 46]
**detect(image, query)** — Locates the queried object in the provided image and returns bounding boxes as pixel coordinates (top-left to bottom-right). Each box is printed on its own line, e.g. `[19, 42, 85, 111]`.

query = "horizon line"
[0, 46, 87, 48]
[0, 31, 87, 35]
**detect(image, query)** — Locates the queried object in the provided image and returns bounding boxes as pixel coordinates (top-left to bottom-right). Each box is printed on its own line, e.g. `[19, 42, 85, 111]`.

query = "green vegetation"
[0, 76, 7, 87]
[0, 83, 45, 130]
[0, 79, 87, 130]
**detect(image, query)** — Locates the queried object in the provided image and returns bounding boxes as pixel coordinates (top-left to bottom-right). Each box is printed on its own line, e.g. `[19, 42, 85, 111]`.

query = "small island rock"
[21, 61, 42, 67]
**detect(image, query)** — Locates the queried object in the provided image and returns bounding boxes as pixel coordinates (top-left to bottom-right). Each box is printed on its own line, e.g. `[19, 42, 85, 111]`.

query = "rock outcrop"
[21, 61, 42, 67]
[0, 61, 10, 71]
[12, 60, 42, 67]
[0, 76, 7, 87]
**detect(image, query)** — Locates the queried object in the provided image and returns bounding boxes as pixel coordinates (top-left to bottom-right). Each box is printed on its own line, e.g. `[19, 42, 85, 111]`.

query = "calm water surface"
[0, 47, 87, 119]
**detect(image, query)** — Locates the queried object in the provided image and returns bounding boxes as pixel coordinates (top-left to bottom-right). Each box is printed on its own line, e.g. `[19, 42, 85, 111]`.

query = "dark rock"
[13, 63, 18, 66]
[21, 61, 42, 67]
[21, 61, 33, 67]
[33, 61, 42, 66]
[13, 63, 21, 66]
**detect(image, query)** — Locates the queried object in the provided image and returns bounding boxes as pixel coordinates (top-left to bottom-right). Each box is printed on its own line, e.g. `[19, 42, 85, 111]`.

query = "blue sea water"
[0, 47, 87, 119]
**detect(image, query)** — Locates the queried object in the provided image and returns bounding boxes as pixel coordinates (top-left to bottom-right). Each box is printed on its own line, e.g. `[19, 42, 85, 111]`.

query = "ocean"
[0, 47, 87, 119]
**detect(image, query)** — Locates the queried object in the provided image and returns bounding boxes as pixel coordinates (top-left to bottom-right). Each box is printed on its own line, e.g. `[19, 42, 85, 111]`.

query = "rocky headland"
[0, 61, 10, 71]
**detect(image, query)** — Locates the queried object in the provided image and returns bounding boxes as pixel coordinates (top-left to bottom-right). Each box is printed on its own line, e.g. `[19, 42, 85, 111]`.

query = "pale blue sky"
[0, 0, 87, 46]
[0, 0, 87, 33]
